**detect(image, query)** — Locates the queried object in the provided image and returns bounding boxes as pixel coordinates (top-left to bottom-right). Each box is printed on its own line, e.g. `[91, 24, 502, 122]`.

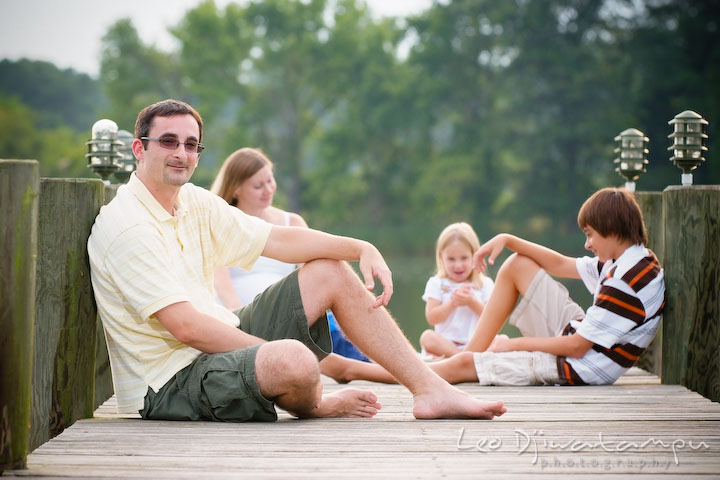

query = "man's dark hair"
[577, 187, 647, 245]
[134, 99, 204, 148]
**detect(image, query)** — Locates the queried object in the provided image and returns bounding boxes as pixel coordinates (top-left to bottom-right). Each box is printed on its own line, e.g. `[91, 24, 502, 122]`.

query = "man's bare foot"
[311, 388, 382, 418]
[412, 384, 506, 420]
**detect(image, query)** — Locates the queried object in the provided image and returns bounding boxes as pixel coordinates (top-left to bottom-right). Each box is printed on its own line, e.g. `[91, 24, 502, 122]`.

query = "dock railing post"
[661, 185, 720, 401]
[633, 191, 664, 375]
[93, 184, 119, 409]
[0, 160, 40, 472]
[28, 178, 105, 451]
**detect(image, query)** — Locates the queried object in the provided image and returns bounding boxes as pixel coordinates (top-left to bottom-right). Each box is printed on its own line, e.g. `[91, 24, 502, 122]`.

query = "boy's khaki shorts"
[140, 269, 332, 422]
[473, 268, 585, 386]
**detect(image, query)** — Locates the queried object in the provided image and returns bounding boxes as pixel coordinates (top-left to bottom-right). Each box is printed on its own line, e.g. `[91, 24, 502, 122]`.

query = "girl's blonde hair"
[210, 147, 273, 206]
[435, 222, 484, 287]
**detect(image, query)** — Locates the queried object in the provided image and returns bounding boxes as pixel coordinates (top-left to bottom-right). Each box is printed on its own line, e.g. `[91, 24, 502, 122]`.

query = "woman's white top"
[227, 211, 296, 306]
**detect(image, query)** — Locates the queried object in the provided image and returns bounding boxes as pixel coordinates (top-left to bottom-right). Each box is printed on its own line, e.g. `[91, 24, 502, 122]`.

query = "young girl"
[420, 222, 494, 358]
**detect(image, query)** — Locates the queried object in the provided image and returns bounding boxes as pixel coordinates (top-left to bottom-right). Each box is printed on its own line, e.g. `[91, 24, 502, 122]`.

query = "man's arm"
[489, 333, 593, 358]
[154, 301, 264, 353]
[261, 226, 393, 307]
[475, 233, 580, 279]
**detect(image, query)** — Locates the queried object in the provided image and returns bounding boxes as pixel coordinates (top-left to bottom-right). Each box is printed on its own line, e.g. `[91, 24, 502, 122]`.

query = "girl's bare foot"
[311, 388, 382, 418]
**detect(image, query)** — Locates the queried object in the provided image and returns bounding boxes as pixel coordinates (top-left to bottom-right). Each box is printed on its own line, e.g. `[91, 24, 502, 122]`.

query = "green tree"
[99, 19, 187, 131]
[402, 0, 633, 253]
[235, 0, 338, 212]
[608, 0, 720, 188]
[172, 1, 252, 123]
[402, 0, 517, 240]
[303, 2, 421, 236]
[0, 59, 103, 130]
[0, 96, 89, 178]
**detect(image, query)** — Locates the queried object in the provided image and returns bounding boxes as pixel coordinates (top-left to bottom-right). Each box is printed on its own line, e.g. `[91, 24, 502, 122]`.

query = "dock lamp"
[86, 119, 123, 182]
[613, 128, 649, 192]
[113, 129, 136, 184]
[668, 110, 709, 186]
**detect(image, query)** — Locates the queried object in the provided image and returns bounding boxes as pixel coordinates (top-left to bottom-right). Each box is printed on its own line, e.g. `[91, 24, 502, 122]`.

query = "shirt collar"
[127, 172, 187, 222]
[614, 243, 646, 264]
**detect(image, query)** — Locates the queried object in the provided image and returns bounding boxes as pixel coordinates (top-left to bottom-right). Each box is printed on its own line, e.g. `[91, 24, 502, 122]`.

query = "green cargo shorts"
[140, 269, 332, 422]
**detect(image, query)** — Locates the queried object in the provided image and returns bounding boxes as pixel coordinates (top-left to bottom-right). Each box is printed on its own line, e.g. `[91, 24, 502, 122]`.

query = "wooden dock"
[3, 369, 720, 479]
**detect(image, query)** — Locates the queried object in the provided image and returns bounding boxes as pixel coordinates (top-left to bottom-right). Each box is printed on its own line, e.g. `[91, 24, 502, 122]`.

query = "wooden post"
[634, 191, 664, 375]
[662, 185, 720, 402]
[29, 178, 105, 452]
[93, 184, 119, 409]
[0, 160, 39, 472]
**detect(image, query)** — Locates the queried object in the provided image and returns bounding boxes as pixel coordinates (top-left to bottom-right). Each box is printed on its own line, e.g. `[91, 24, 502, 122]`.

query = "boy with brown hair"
[359, 187, 665, 386]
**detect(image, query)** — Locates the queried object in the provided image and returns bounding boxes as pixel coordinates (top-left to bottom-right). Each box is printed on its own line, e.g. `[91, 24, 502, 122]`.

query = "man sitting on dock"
[87, 99, 507, 422]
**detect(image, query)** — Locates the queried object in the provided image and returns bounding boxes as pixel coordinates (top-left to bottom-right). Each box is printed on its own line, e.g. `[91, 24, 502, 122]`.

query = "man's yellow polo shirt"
[88, 173, 272, 413]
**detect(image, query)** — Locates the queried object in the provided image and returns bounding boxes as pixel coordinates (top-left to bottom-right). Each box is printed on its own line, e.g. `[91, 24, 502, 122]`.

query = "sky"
[0, 0, 433, 78]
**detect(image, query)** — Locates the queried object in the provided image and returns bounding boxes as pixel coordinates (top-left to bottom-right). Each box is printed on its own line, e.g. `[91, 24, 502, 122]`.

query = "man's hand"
[474, 234, 509, 274]
[358, 242, 393, 308]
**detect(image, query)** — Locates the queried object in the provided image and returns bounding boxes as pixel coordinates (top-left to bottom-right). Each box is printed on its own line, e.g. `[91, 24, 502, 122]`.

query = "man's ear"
[132, 138, 145, 162]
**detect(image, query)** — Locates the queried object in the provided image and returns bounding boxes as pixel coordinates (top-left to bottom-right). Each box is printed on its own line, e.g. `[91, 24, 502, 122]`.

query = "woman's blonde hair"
[210, 147, 273, 206]
[435, 222, 484, 287]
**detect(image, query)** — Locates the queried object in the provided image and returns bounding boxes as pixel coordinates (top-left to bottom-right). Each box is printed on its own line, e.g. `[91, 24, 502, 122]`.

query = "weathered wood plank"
[634, 191, 664, 375]
[5, 371, 720, 479]
[661, 186, 720, 403]
[93, 184, 119, 410]
[0, 160, 39, 472]
[29, 178, 105, 452]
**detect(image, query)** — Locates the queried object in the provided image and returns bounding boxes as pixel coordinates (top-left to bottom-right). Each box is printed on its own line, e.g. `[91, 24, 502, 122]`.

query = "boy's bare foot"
[412, 384, 506, 420]
[312, 388, 382, 418]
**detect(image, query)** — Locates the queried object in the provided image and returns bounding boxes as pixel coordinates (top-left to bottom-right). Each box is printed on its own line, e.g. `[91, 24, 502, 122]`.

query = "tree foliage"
[0, 95, 89, 177]
[0, 0, 717, 251]
[99, 19, 188, 131]
[0, 59, 103, 130]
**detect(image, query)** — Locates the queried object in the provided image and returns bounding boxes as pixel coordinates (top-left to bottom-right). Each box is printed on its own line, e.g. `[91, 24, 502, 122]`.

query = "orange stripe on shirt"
[614, 347, 640, 361]
[563, 363, 574, 385]
[597, 293, 646, 317]
[628, 259, 657, 287]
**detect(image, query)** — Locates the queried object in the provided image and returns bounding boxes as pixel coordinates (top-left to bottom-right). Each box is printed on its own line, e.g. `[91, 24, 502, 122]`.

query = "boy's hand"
[474, 234, 508, 274]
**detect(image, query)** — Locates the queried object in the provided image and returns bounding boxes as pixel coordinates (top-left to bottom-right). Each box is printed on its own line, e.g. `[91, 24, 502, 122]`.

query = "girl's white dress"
[422, 276, 494, 347]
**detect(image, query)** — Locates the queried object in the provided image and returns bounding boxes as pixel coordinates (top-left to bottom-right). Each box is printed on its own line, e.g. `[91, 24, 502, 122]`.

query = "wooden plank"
[29, 178, 106, 452]
[634, 191, 664, 376]
[662, 186, 720, 403]
[0, 160, 39, 472]
[93, 184, 119, 410]
[5, 371, 720, 478]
